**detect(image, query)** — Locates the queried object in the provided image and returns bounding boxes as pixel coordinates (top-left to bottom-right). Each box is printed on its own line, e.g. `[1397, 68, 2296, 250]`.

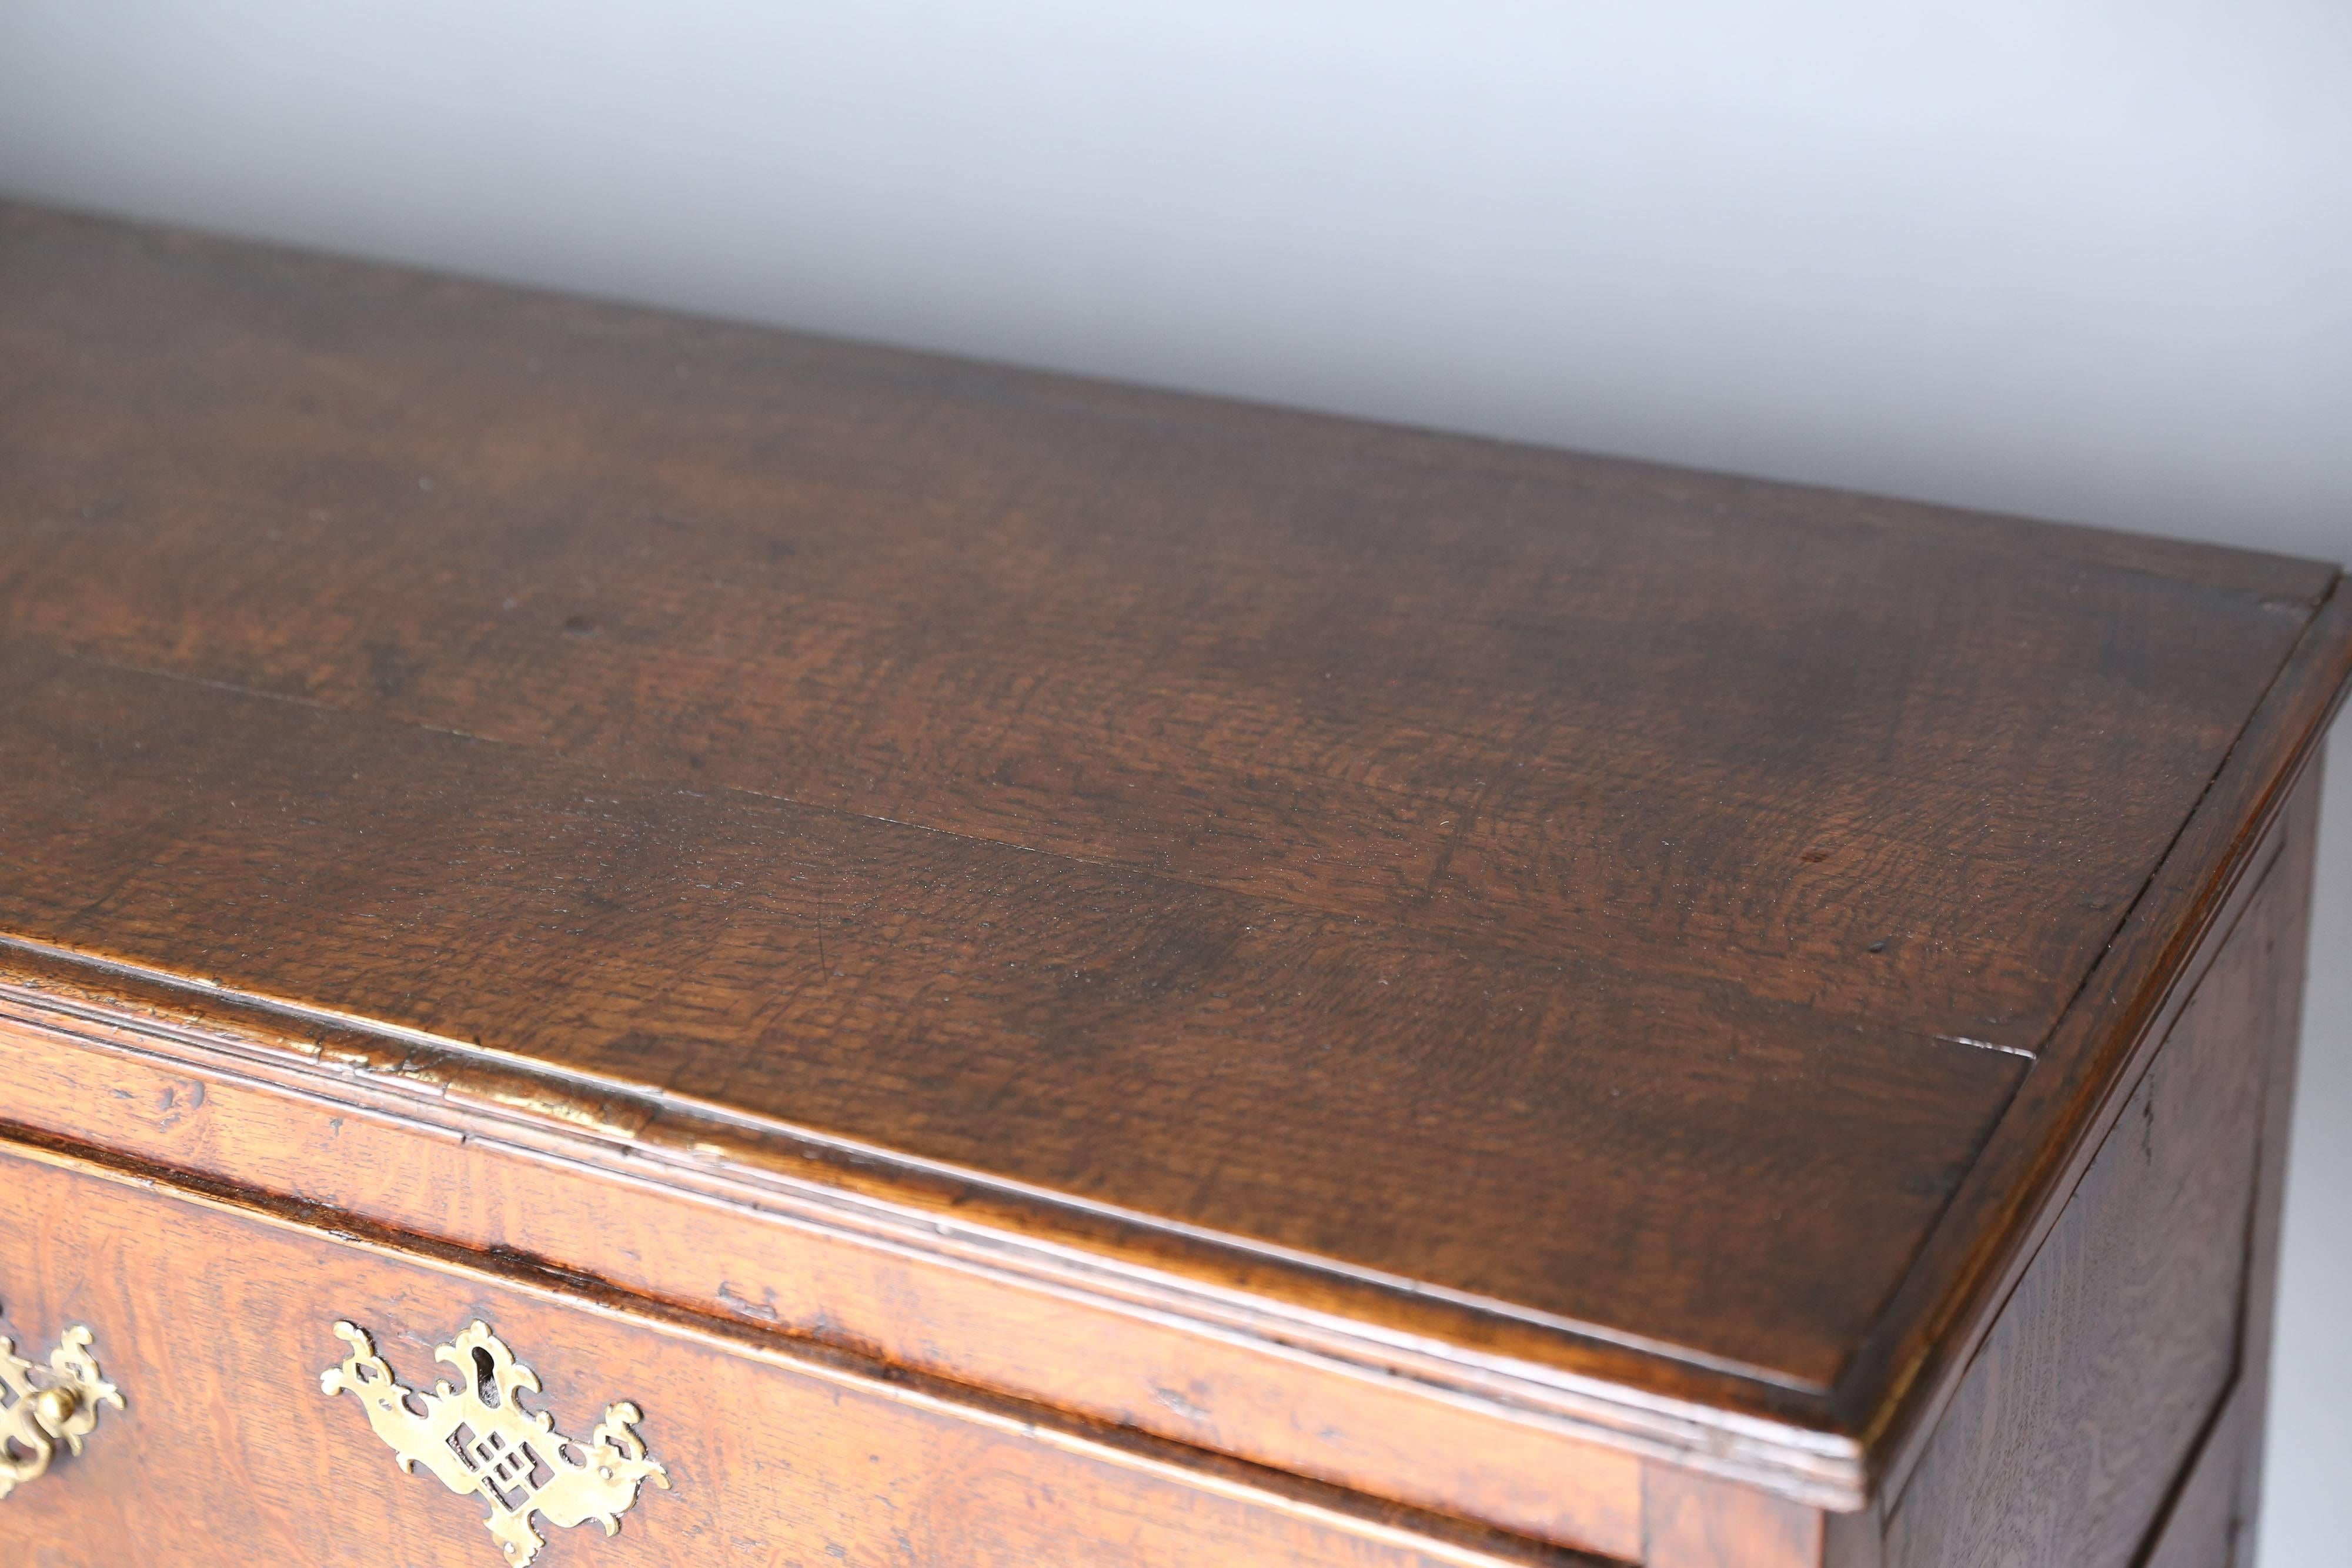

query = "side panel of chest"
[1880, 778, 2319, 1568]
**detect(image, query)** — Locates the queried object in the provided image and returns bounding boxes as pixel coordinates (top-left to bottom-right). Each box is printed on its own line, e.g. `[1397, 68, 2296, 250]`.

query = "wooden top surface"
[1, 203, 2345, 1436]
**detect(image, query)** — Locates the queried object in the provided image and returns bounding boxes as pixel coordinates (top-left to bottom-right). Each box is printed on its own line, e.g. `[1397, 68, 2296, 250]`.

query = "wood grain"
[1641, 1466, 1823, 1568]
[2226, 764, 2320, 1568]
[1880, 840, 2310, 1568]
[0, 205, 2329, 1054]
[0, 199, 2331, 1396]
[2140, 1388, 2249, 1568]
[0, 198, 2346, 1554]
[0, 1139, 1613, 1568]
[0, 638, 2024, 1400]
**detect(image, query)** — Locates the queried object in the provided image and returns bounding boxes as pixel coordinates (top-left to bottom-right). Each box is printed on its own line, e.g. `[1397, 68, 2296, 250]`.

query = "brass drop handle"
[1, 1319, 125, 1500]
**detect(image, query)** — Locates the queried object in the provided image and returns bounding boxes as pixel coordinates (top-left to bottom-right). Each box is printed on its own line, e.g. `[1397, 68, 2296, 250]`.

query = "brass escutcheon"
[321, 1319, 668, 1564]
[1, 1305, 124, 1501]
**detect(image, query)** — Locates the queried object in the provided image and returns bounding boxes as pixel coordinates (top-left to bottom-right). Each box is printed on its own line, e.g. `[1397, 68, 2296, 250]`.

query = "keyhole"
[473, 1346, 501, 1409]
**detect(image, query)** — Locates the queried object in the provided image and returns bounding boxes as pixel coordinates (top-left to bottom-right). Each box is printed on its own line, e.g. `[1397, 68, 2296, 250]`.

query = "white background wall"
[2, 4, 2343, 1560]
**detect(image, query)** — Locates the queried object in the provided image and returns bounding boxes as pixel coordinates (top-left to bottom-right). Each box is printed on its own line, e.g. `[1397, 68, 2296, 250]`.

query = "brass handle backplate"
[322, 1318, 669, 1565]
[1, 1313, 124, 1500]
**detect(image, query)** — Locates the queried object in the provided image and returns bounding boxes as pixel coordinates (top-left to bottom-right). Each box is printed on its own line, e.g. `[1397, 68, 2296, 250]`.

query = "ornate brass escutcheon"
[321, 1319, 669, 1564]
[1, 1305, 125, 1502]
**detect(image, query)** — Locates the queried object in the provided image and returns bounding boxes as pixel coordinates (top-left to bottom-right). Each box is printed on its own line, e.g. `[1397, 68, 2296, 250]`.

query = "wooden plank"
[2141, 1387, 2250, 1568]
[0, 641, 2023, 1405]
[1641, 1465, 1824, 1568]
[2226, 763, 2322, 1568]
[0, 202, 2329, 1052]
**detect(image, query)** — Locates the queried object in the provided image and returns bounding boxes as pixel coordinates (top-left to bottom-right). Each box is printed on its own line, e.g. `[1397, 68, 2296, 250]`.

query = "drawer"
[0, 1141, 1593, 1568]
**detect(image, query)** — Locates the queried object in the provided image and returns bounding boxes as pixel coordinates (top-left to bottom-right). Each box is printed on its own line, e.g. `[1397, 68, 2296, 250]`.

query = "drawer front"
[0, 1142, 1584, 1568]
[0, 990, 1649, 1561]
